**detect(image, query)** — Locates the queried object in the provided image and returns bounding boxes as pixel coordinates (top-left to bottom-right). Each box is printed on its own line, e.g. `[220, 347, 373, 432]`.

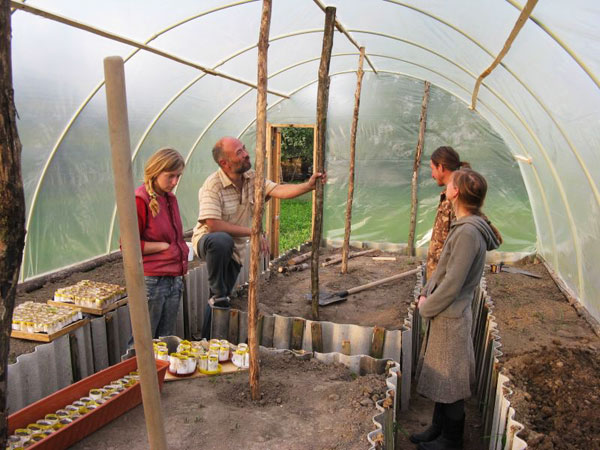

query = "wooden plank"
[311, 322, 323, 353]
[290, 318, 305, 350]
[384, 406, 395, 450]
[48, 297, 128, 316]
[11, 319, 89, 343]
[370, 326, 385, 359]
[372, 256, 396, 262]
[228, 309, 239, 344]
[257, 313, 264, 346]
[164, 360, 247, 382]
[69, 333, 81, 382]
[268, 123, 315, 129]
[341, 339, 351, 356]
[322, 249, 376, 267]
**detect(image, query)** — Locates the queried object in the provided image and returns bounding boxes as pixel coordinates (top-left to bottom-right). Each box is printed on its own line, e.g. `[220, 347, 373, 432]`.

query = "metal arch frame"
[377, 1, 600, 230]
[15, 2, 588, 289]
[24, 27, 334, 276]
[339, 29, 586, 294]
[243, 66, 558, 260]
[105, 52, 362, 251]
[235, 67, 570, 280]
[504, 0, 600, 89]
[348, 28, 600, 216]
[17, 0, 261, 280]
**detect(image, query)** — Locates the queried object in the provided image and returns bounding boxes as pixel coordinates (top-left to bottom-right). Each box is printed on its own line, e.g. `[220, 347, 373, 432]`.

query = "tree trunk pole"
[341, 47, 365, 274]
[0, 1, 26, 445]
[311, 6, 336, 320]
[407, 81, 430, 256]
[248, 0, 272, 402]
[103, 56, 167, 450]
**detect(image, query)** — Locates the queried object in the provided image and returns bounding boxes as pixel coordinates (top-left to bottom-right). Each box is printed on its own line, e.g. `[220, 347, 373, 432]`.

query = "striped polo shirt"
[192, 168, 277, 264]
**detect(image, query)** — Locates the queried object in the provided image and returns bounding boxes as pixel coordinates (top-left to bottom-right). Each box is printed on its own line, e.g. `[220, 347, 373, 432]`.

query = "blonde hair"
[144, 148, 185, 217]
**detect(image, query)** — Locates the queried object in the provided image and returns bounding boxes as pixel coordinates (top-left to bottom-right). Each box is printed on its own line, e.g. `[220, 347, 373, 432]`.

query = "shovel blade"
[304, 291, 348, 306]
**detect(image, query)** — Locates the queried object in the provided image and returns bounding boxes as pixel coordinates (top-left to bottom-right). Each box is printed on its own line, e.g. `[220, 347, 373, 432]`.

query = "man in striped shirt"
[192, 136, 326, 311]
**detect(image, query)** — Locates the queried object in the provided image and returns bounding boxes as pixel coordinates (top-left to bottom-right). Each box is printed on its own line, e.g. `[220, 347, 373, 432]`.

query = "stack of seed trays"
[53, 280, 126, 309]
[11, 302, 83, 335]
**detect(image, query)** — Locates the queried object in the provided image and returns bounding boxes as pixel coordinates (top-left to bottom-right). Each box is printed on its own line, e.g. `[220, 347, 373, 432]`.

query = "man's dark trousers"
[197, 232, 241, 338]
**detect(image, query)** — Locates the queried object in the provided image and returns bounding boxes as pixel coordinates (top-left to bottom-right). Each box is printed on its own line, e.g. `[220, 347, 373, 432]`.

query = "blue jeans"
[145, 275, 183, 339]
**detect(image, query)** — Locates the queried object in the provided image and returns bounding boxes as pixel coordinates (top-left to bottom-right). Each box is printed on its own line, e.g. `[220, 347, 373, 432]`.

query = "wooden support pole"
[103, 56, 167, 450]
[248, 0, 272, 402]
[311, 6, 335, 321]
[470, 0, 538, 109]
[407, 81, 430, 257]
[341, 47, 365, 274]
[0, 3, 26, 443]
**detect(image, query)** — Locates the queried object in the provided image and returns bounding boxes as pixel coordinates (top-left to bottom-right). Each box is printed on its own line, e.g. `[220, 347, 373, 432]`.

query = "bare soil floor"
[484, 261, 600, 450]
[12, 252, 600, 449]
[231, 246, 419, 329]
[72, 350, 387, 450]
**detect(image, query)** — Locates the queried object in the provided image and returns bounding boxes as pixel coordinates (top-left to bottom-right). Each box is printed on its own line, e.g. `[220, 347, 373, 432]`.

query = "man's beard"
[234, 159, 251, 174]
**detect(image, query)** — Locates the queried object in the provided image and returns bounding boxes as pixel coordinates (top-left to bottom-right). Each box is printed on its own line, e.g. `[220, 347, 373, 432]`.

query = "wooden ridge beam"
[470, 0, 538, 109]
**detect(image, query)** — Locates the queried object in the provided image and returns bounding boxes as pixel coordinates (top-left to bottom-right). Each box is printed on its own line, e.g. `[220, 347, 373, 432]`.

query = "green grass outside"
[279, 193, 312, 253]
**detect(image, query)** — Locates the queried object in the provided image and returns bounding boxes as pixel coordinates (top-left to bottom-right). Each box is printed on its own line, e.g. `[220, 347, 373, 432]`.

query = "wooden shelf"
[164, 360, 247, 382]
[11, 318, 90, 342]
[47, 297, 128, 316]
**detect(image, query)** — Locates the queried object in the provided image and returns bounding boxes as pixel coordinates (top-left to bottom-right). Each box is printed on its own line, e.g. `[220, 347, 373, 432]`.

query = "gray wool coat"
[416, 215, 500, 403]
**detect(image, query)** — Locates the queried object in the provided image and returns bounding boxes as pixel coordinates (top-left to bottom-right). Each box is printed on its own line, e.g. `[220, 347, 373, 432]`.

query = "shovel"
[306, 267, 419, 306]
[488, 262, 542, 279]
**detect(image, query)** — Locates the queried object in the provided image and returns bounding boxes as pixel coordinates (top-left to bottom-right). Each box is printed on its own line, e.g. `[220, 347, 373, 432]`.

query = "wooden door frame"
[265, 123, 316, 259]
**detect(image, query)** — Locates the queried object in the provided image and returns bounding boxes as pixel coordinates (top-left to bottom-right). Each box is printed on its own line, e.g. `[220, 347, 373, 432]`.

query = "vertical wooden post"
[341, 47, 365, 274]
[407, 81, 430, 257]
[311, 6, 336, 320]
[0, 2, 26, 443]
[103, 56, 167, 450]
[248, 0, 272, 402]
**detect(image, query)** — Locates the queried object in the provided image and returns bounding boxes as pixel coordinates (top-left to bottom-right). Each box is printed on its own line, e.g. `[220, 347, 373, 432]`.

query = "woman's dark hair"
[452, 168, 503, 244]
[431, 146, 470, 171]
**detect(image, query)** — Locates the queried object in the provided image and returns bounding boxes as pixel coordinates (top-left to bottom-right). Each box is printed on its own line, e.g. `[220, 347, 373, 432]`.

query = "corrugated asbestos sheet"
[6, 248, 265, 413]
[8, 242, 529, 449]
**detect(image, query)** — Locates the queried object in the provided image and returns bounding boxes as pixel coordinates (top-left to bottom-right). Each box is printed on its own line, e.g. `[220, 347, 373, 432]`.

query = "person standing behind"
[134, 148, 188, 340]
[192, 136, 325, 312]
[426, 146, 471, 280]
[412, 169, 502, 450]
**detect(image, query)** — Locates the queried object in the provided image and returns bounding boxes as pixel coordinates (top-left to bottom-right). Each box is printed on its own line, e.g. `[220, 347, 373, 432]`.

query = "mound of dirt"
[73, 350, 388, 450]
[504, 345, 600, 449]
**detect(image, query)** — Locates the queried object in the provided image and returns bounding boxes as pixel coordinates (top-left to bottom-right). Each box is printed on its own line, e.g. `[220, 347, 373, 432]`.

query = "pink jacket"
[135, 185, 188, 277]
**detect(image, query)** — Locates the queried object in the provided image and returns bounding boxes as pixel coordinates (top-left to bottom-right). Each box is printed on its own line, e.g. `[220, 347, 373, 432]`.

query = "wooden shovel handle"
[346, 268, 419, 295]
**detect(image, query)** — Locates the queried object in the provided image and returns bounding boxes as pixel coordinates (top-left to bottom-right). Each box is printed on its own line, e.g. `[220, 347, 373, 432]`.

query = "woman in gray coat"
[411, 169, 501, 450]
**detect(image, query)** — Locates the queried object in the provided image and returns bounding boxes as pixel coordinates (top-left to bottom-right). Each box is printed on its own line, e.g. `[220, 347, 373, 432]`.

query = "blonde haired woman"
[413, 169, 501, 450]
[134, 148, 188, 339]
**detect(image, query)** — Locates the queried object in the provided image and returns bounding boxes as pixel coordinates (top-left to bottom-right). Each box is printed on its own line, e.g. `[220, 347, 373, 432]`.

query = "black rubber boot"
[409, 402, 443, 444]
[417, 415, 464, 450]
